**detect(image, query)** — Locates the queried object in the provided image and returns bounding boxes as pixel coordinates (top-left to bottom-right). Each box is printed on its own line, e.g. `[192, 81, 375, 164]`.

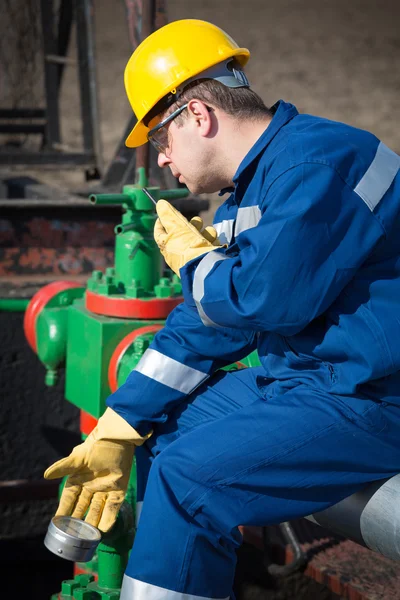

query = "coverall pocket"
[342, 398, 388, 435]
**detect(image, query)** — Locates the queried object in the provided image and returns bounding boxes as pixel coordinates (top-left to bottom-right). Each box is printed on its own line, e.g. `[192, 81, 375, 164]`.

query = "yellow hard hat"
[124, 19, 250, 148]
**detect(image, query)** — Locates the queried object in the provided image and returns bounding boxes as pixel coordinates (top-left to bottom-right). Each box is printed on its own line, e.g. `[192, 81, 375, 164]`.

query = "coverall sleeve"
[106, 301, 257, 434]
[180, 162, 386, 335]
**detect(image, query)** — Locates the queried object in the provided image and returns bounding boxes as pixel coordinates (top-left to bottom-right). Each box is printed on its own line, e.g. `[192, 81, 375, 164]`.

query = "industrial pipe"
[0, 298, 29, 311]
[308, 474, 400, 561]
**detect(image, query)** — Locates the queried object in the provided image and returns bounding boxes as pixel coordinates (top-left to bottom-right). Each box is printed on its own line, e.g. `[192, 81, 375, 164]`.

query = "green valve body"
[88, 168, 188, 303]
[31, 167, 256, 600]
[114, 206, 161, 294]
[65, 298, 162, 418]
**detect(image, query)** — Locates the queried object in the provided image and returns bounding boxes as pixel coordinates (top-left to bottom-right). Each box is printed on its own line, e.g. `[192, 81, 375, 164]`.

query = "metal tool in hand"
[142, 187, 158, 205]
[44, 515, 102, 562]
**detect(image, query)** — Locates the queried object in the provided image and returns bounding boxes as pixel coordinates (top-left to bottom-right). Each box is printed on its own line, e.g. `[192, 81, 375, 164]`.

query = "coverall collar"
[226, 100, 298, 201]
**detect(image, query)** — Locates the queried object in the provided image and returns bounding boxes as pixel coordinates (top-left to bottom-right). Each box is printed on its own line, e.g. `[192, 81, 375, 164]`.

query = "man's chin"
[186, 182, 221, 195]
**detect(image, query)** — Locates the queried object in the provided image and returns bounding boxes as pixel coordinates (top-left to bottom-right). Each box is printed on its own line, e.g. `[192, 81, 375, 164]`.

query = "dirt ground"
[11, 0, 400, 220]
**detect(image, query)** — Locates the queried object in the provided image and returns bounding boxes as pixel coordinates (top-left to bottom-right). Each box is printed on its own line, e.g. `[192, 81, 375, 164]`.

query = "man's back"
[212, 100, 400, 400]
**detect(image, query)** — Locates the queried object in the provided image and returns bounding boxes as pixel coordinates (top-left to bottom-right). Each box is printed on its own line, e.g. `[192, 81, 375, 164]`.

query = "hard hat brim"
[125, 119, 149, 148]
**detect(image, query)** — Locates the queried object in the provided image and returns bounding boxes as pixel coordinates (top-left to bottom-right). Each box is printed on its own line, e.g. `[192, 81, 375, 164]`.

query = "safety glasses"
[147, 103, 189, 154]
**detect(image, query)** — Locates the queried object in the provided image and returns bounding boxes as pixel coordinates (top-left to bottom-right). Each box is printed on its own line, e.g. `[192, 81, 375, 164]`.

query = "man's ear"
[187, 99, 213, 136]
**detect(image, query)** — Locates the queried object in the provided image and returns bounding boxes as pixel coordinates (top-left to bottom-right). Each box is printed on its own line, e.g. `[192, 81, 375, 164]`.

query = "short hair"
[164, 78, 272, 125]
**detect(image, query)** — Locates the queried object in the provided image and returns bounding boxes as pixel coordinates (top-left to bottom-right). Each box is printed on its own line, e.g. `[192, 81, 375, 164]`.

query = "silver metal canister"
[44, 516, 102, 562]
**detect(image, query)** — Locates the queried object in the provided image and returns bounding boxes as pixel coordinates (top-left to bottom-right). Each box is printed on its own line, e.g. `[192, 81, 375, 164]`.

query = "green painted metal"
[88, 167, 188, 299]
[51, 573, 95, 599]
[54, 506, 134, 599]
[222, 350, 261, 372]
[36, 308, 69, 385]
[44, 286, 85, 310]
[61, 574, 95, 598]
[39, 167, 203, 598]
[65, 298, 163, 417]
[96, 504, 135, 590]
[159, 188, 190, 200]
[54, 573, 120, 599]
[34, 287, 85, 386]
[114, 206, 161, 294]
[116, 331, 155, 389]
[0, 298, 29, 311]
[240, 349, 261, 368]
[154, 275, 182, 298]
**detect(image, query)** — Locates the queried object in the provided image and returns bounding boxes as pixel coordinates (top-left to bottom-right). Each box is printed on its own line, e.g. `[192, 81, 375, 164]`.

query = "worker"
[45, 18, 400, 600]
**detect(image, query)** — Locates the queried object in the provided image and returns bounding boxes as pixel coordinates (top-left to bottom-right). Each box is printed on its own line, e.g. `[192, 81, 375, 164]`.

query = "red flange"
[24, 281, 84, 353]
[74, 562, 98, 580]
[86, 289, 182, 319]
[235, 361, 247, 369]
[108, 325, 163, 392]
[80, 410, 98, 436]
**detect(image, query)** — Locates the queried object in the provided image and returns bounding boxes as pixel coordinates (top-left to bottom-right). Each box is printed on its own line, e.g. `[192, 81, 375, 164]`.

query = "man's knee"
[149, 440, 211, 512]
[147, 439, 234, 536]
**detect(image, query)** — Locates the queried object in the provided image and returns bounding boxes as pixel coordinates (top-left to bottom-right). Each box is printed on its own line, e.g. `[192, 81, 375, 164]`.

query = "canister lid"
[44, 516, 101, 562]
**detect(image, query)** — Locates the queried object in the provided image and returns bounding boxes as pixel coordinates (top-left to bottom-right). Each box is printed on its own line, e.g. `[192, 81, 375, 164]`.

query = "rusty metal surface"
[247, 520, 400, 599]
[0, 274, 88, 298]
[0, 206, 117, 277]
[279, 519, 399, 600]
[0, 197, 209, 281]
[300, 538, 400, 600]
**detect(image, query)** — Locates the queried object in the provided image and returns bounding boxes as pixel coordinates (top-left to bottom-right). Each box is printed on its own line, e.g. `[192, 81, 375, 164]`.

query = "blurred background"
[0, 1, 399, 599]
[1, 0, 399, 201]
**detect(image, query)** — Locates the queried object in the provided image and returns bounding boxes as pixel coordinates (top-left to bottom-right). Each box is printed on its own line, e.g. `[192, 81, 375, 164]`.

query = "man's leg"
[122, 370, 400, 600]
[134, 367, 266, 527]
[134, 444, 153, 528]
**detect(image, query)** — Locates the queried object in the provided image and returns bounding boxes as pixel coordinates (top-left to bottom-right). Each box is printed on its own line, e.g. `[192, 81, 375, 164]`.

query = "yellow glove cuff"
[95, 408, 152, 446]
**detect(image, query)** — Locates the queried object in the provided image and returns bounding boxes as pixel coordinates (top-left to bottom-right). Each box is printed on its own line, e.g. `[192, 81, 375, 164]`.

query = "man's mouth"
[170, 169, 184, 183]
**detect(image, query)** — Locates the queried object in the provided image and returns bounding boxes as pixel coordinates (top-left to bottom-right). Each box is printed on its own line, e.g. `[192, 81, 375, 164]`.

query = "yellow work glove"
[189, 215, 220, 244]
[44, 408, 151, 532]
[154, 200, 223, 276]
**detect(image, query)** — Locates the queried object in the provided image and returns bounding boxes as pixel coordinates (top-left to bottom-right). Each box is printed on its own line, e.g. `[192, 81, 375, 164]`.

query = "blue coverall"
[108, 101, 400, 600]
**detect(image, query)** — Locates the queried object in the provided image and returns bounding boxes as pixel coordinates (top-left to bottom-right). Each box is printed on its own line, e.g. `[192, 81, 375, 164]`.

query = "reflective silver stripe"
[193, 252, 229, 327]
[135, 348, 208, 394]
[235, 205, 262, 236]
[135, 501, 143, 527]
[214, 219, 234, 245]
[354, 142, 400, 211]
[120, 575, 229, 600]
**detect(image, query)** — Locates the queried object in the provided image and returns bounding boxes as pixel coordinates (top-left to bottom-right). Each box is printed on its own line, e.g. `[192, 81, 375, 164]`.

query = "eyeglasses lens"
[149, 128, 169, 153]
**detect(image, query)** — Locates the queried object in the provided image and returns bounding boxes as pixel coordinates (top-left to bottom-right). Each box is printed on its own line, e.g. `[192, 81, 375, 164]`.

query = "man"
[45, 18, 400, 600]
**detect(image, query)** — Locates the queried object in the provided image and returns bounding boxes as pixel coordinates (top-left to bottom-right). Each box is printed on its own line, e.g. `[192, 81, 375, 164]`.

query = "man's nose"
[157, 152, 171, 168]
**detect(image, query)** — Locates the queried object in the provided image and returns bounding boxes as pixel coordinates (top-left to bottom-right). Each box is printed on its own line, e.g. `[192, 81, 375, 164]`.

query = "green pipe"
[0, 298, 30, 311]
[89, 193, 131, 205]
[96, 503, 135, 591]
[114, 222, 137, 234]
[161, 188, 190, 199]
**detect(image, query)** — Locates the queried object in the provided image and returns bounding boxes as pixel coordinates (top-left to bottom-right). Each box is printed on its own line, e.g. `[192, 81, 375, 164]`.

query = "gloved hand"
[189, 215, 220, 244]
[44, 408, 151, 532]
[154, 200, 223, 276]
